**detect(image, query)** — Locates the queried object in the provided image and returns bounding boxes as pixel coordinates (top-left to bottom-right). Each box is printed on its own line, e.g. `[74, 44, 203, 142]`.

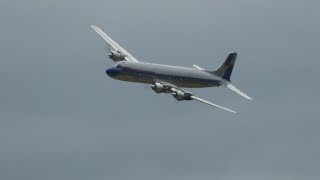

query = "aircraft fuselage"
[106, 61, 223, 88]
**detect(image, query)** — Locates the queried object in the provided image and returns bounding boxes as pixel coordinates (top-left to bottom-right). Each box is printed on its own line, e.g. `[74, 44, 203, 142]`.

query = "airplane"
[91, 25, 252, 113]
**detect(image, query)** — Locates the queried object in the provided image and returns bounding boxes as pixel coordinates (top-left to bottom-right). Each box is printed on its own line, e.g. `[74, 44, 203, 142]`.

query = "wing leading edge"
[90, 25, 139, 62]
[155, 81, 236, 113]
[190, 95, 236, 113]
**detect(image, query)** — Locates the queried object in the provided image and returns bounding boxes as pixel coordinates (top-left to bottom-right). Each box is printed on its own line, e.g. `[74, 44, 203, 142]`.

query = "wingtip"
[246, 96, 253, 100]
[218, 106, 237, 114]
[90, 25, 102, 31]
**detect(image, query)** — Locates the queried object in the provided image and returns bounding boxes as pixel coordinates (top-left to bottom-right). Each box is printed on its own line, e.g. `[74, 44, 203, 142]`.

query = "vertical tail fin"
[212, 52, 237, 81]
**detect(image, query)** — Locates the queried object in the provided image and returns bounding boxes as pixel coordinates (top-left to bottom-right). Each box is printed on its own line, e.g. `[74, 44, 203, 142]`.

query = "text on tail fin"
[212, 52, 237, 81]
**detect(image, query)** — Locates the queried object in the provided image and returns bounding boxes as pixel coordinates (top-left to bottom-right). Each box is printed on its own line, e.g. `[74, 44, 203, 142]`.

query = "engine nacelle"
[172, 90, 185, 101]
[151, 83, 165, 93]
[108, 51, 126, 61]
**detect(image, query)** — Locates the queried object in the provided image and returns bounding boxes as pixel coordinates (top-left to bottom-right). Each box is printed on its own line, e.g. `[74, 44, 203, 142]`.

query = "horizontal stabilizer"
[222, 83, 252, 100]
[192, 64, 205, 71]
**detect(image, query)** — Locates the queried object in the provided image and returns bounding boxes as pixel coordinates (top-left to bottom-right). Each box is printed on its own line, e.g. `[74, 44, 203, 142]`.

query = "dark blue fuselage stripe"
[118, 67, 220, 87]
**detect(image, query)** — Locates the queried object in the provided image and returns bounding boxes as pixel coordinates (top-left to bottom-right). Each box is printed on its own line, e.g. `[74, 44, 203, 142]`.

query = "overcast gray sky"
[1, 0, 320, 180]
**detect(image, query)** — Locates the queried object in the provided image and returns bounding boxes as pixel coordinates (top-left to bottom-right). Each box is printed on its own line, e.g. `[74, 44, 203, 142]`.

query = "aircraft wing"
[91, 25, 139, 62]
[155, 81, 236, 113]
[190, 95, 237, 113]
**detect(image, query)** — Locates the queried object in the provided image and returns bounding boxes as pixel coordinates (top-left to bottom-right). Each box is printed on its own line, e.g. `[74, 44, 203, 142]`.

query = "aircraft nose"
[106, 67, 121, 77]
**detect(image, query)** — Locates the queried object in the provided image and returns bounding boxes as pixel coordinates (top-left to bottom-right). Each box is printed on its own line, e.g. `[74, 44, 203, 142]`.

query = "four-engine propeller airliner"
[91, 25, 252, 113]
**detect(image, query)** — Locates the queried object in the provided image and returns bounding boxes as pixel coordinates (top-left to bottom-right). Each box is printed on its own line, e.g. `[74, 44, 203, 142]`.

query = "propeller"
[104, 44, 112, 55]
[103, 44, 113, 66]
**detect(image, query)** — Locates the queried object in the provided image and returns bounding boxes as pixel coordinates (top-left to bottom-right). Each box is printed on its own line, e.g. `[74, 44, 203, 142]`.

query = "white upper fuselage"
[106, 61, 224, 88]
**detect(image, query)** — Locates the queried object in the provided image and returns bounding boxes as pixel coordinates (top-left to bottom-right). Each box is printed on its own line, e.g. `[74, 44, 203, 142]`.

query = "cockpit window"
[115, 62, 123, 69]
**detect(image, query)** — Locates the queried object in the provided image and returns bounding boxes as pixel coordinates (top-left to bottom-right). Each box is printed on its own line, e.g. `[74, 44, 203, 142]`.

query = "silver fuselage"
[106, 61, 225, 88]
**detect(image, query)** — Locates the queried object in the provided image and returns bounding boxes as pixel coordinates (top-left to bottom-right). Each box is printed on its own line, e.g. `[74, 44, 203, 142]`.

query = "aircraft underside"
[114, 71, 220, 88]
